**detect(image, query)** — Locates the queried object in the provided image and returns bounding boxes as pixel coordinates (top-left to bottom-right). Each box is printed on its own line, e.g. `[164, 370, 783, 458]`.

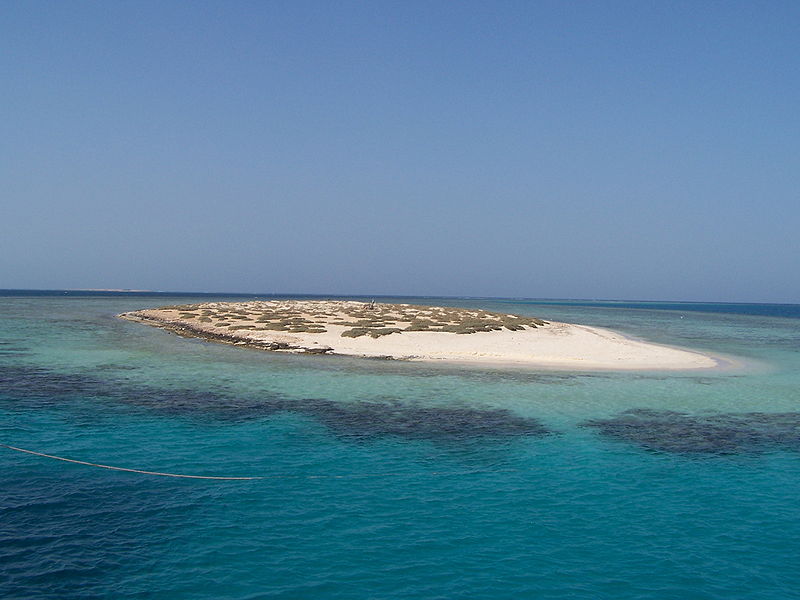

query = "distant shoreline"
[119, 300, 724, 371]
[69, 288, 153, 292]
[3, 290, 798, 317]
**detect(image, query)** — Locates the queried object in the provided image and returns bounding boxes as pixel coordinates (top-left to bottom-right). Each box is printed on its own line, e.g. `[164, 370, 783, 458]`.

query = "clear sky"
[3, 1, 798, 302]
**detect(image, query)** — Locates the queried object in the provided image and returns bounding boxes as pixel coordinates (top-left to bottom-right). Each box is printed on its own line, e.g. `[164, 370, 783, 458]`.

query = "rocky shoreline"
[119, 312, 336, 355]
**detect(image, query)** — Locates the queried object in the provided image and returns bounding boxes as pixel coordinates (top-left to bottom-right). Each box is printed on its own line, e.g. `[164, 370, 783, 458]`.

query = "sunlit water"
[2, 292, 799, 599]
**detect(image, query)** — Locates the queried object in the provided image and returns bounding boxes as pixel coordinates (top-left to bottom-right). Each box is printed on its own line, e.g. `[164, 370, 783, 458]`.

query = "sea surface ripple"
[2, 293, 800, 599]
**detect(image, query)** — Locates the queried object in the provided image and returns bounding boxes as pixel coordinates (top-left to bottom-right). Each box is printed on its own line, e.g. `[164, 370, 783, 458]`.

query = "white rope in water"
[1, 443, 517, 481]
[0, 443, 262, 480]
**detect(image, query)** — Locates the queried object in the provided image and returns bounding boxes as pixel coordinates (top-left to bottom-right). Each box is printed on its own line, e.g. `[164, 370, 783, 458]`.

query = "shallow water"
[2, 293, 800, 599]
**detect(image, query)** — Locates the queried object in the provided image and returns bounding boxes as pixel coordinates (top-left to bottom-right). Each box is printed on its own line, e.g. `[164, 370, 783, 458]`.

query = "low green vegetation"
[139, 300, 549, 340]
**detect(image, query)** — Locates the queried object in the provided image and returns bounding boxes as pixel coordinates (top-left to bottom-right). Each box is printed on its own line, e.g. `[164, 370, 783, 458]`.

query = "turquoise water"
[2, 293, 800, 599]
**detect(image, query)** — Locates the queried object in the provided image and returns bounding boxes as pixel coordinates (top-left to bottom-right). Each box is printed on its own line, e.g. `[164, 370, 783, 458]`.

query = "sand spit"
[118, 300, 720, 371]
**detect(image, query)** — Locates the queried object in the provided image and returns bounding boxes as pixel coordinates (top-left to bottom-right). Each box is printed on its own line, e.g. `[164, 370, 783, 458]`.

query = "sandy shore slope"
[119, 300, 720, 371]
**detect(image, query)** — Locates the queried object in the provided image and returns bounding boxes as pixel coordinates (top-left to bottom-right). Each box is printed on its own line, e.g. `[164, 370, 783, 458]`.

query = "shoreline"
[118, 300, 727, 372]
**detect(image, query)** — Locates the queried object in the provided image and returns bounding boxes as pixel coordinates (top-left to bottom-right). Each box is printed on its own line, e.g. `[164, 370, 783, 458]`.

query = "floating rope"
[0, 443, 517, 481]
[0, 443, 262, 480]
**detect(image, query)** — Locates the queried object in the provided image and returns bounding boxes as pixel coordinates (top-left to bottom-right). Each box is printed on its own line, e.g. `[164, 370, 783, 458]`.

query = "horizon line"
[0, 288, 797, 307]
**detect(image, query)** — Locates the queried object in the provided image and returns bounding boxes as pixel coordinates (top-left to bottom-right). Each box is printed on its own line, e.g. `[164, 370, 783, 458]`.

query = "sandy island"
[118, 300, 722, 371]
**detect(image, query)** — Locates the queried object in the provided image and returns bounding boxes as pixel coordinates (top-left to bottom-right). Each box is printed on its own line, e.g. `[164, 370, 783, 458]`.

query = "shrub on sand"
[341, 328, 370, 338]
[368, 328, 403, 338]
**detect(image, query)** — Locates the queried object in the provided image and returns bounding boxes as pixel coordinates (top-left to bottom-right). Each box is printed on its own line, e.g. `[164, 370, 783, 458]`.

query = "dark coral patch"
[0, 365, 549, 442]
[292, 398, 549, 441]
[583, 408, 800, 455]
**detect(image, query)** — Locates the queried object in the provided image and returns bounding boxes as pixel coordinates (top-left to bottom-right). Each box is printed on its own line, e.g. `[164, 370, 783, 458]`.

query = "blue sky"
[3, 1, 798, 302]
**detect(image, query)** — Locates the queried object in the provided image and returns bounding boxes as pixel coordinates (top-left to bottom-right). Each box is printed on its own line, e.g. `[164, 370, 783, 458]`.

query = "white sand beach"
[119, 300, 721, 371]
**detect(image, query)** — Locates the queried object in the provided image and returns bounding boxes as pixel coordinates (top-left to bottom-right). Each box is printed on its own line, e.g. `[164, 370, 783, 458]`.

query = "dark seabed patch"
[0, 341, 31, 357]
[0, 366, 111, 406]
[584, 408, 800, 455]
[92, 363, 140, 371]
[290, 398, 549, 441]
[0, 365, 549, 442]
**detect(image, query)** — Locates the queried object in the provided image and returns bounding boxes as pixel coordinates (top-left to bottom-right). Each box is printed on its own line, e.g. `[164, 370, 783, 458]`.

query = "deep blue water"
[4, 289, 800, 319]
[503, 299, 800, 320]
[2, 293, 800, 599]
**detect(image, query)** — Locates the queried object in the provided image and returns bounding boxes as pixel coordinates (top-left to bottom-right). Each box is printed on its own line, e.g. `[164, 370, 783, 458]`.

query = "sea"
[1, 291, 799, 599]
